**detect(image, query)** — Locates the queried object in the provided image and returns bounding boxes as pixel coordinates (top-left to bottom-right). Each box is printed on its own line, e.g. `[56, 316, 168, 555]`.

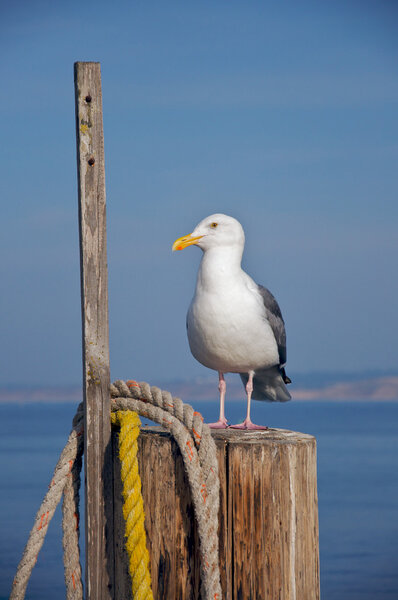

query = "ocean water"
[0, 399, 397, 599]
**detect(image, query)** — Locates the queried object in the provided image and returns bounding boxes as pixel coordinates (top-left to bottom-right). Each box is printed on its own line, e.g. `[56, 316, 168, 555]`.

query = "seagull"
[172, 213, 291, 430]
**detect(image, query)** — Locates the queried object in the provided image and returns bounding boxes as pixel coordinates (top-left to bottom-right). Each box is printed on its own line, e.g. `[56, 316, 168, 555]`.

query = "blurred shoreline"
[2, 373, 398, 403]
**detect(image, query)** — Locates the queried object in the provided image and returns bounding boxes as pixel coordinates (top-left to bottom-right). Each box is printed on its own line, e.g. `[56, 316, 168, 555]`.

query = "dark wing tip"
[280, 367, 292, 385]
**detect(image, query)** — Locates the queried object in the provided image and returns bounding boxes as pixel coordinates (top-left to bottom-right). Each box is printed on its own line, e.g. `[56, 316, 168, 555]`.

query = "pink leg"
[229, 371, 268, 430]
[208, 372, 228, 429]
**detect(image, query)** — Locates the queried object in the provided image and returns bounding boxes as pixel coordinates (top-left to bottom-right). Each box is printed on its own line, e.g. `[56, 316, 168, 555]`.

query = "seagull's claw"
[208, 418, 229, 429]
[229, 418, 269, 431]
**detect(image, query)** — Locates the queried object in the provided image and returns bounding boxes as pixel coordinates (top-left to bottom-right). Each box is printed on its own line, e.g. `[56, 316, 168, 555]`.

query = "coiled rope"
[10, 380, 222, 600]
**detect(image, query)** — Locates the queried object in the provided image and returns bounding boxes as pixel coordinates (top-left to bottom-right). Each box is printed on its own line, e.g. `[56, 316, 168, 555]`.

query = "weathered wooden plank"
[74, 61, 114, 600]
[113, 432, 130, 596]
[174, 437, 200, 599]
[113, 427, 320, 599]
[140, 432, 177, 599]
[216, 439, 231, 595]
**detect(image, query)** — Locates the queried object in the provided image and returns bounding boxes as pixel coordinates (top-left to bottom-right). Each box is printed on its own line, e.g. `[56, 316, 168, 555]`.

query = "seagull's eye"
[210, 222, 218, 229]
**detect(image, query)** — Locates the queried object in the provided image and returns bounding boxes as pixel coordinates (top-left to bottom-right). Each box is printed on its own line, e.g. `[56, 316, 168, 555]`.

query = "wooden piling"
[73, 60, 319, 600]
[113, 427, 320, 600]
[75, 62, 114, 600]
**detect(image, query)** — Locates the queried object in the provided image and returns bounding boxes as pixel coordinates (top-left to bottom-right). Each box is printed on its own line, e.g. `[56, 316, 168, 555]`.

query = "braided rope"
[62, 406, 84, 600]
[10, 380, 222, 600]
[111, 410, 153, 600]
[10, 404, 84, 600]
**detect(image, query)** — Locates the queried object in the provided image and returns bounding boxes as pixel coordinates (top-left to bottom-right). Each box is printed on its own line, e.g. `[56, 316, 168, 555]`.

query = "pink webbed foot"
[229, 418, 268, 431]
[208, 417, 229, 429]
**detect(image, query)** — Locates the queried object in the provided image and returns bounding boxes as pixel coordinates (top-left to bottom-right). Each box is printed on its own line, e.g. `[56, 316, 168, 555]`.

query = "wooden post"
[113, 427, 320, 600]
[75, 62, 114, 600]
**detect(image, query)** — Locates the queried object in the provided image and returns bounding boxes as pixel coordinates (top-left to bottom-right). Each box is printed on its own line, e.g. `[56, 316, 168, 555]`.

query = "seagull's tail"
[240, 366, 292, 403]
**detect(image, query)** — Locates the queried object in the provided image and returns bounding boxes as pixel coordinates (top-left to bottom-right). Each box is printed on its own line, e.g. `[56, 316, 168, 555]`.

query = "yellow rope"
[111, 410, 153, 600]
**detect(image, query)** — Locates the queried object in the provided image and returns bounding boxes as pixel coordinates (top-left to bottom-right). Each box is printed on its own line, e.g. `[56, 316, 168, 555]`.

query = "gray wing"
[257, 284, 287, 366]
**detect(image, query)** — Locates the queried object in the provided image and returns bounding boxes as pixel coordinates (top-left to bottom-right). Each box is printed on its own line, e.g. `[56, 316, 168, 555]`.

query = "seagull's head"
[172, 213, 245, 253]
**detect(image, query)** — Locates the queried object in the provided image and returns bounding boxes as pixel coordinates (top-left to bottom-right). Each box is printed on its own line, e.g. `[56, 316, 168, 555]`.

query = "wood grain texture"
[113, 427, 320, 600]
[74, 61, 114, 600]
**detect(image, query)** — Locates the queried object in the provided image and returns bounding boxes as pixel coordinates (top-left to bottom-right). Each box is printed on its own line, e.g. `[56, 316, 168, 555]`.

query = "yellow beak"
[172, 233, 203, 251]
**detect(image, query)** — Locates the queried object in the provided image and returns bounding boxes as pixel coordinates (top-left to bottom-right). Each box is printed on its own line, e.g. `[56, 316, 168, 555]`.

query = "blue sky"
[1, 1, 397, 386]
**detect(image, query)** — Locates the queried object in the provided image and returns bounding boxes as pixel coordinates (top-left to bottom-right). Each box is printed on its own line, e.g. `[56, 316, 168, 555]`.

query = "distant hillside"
[0, 386, 82, 404]
[1, 373, 398, 403]
[292, 376, 398, 401]
[161, 374, 398, 402]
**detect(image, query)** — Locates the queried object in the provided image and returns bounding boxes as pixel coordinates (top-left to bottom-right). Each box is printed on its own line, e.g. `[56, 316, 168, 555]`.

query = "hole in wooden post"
[85, 95, 92, 103]
[88, 157, 95, 166]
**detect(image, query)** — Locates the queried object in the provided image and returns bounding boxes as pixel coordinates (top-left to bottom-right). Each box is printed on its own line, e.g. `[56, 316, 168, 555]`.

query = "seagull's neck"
[197, 245, 244, 291]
